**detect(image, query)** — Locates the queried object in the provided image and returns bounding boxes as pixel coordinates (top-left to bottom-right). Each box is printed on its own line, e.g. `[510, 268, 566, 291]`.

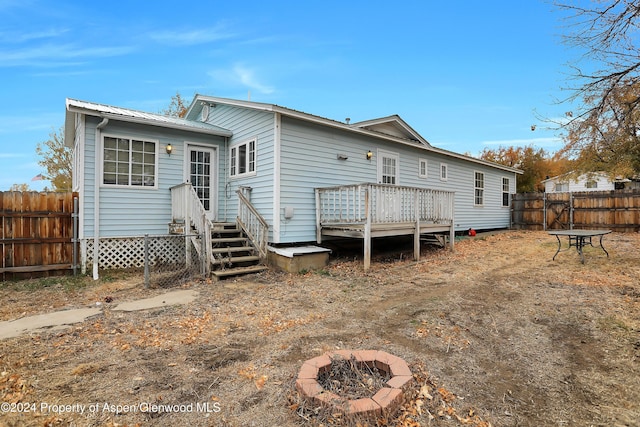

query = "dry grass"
[1, 230, 639, 426]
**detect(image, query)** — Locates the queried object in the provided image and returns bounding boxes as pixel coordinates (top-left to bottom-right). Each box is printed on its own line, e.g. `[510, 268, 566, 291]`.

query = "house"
[65, 95, 522, 277]
[541, 172, 637, 193]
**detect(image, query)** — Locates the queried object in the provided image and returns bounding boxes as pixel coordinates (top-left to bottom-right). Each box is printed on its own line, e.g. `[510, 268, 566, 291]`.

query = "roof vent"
[345, 118, 350, 124]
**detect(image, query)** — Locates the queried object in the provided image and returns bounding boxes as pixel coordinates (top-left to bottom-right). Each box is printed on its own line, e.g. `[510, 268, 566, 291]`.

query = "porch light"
[166, 144, 173, 155]
[366, 150, 373, 160]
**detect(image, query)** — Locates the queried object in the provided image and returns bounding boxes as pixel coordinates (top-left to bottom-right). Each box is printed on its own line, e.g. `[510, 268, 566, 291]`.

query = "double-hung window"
[230, 139, 256, 177]
[502, 177, 510, 207]
[418, 159, 428, 178]
[474, 171, 484, 206]
[440, 163, 448, 181]
[103, 136, 157, 187]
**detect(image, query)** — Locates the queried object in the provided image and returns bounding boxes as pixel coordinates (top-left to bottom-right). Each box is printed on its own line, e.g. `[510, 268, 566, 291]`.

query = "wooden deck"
[315, 183, 455, 270]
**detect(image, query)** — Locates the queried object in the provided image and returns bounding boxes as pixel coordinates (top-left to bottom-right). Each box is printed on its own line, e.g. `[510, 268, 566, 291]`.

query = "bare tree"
[36, 127, 72, 191]
[556, 0, 640, 178]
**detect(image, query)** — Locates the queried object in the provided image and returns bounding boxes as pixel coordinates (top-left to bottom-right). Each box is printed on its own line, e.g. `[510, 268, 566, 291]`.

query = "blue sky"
[0, 0, 578, 191]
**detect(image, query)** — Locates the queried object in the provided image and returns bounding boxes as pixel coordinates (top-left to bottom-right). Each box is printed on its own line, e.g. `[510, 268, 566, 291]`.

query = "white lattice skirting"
[81, 236, 191, 272]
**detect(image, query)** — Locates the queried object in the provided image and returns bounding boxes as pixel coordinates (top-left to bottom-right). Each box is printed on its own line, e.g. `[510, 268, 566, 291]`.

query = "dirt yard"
[1, 230, 639, 427]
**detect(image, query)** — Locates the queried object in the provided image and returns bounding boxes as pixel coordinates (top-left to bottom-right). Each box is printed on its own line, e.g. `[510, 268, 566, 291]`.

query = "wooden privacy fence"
[1, 191, 78, 280]
[511, 190, 640, 232]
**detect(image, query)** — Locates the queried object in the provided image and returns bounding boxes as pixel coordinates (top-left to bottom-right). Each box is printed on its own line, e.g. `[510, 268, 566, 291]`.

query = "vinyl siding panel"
[277, 117, 517, 243]
[81, 116, 225, 238]
[204, 105, 276, 233]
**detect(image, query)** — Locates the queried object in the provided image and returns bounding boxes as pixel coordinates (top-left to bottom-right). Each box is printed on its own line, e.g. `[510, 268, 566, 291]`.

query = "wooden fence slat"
[512, 190, 640, 232]
[1, 191, 78, 280]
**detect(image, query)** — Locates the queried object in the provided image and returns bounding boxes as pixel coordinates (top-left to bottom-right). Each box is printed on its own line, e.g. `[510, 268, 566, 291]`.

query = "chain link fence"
[142, 233, 205, 288]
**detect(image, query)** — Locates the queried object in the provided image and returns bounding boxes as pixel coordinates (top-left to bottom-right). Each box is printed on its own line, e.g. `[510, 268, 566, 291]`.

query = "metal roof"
[65, 98, 233, 141]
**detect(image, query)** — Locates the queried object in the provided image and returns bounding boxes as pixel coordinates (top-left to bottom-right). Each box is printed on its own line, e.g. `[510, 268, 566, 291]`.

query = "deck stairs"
[209, 222, 268, 280]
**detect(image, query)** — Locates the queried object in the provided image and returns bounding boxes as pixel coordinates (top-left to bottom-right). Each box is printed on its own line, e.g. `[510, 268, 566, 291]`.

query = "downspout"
[93, 116, 109, 280]
[273, 113, 281, 243]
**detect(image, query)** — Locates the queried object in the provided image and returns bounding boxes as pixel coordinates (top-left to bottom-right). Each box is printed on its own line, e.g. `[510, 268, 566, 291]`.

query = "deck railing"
[237, 190, 269, 260]
[170, 183, 212, 273]
[315, 183, 455, 226]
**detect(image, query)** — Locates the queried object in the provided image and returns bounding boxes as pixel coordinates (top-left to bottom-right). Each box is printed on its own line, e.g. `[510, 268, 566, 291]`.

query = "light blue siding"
[276, 116, 517, 243]
[81, 117, 225, 238]
[203, 105, 276, 235]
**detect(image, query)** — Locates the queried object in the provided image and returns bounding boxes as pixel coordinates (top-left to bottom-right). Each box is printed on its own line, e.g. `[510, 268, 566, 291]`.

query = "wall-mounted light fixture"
[166, 144, 173, 155]
[366, 150, 373, 160]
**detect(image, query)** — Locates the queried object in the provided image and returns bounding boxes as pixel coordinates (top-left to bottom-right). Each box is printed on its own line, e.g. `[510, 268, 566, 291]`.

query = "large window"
[474, 171, 484, 206]
[502, 177, 510, 207]
[230, 139, 256, 177]
[103, 136, 157, 187]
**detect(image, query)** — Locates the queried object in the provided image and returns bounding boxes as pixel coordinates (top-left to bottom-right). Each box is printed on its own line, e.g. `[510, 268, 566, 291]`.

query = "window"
[230, 139, 256, 177]
[585, 180, 598, 189]
[440, 163, 448, 181]
[418, 159, 428, 178]
[103, 136, 157, 187]
[378, 150, 399, 185]
[502, 177, 510, 207]
[474, 171, 484, 206]
[556, 182, 568, 192]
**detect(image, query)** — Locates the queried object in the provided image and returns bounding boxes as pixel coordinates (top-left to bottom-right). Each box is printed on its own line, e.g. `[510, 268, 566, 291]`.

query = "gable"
[351, 115, 431, 147]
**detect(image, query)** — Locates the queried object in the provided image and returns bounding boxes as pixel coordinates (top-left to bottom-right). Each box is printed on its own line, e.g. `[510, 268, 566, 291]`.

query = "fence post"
[200, 232, 207, 278]
[144, 234, 150, 289]
[72, 196, 79, 276]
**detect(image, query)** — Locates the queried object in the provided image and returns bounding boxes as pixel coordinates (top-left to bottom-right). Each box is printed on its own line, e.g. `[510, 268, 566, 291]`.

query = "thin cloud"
[208, 64, 275, 95]
[0, 44, 135, 67]
[0, 28, 70, 44]
[150, 27, 234, 46]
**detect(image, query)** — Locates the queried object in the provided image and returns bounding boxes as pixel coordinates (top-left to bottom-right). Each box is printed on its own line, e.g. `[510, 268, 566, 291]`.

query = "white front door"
[187, 145, 216, 221]
[376, 150, 400, 221]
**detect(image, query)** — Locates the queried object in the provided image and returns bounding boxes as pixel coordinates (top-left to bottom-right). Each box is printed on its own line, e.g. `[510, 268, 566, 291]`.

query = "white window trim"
[502, 177, 510, 207]
[100, 133, 159, 189]
[440, 162, 448, 181]
[418, 158, 428, 179]
[377, 149, 399, 185]
[229, 137, 257, 179]
[474, 170, 484, 206]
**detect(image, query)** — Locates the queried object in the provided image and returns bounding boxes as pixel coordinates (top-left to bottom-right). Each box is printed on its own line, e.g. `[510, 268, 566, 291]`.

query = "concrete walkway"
[0, 289, 198, 340]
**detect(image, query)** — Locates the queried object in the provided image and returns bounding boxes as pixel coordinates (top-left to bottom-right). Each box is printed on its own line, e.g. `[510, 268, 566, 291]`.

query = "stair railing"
[236, 190, 269, 260]
[170, 182, 212, 275]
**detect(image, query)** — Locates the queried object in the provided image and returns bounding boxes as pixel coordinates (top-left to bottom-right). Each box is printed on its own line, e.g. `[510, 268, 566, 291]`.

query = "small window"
[102, 136, 157, 187]
[585, 180, 598, 189]
[556, 182, 568, 192]
[440, 163, 448, 181]
[474, 171, 484, 206]
[502, 177, 510, 207]
[418, 159, 428, 178]
[230, 138, 256, 178]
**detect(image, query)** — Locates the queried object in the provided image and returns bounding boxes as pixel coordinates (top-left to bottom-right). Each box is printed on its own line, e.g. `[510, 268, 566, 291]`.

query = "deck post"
[414, 190, 420, 261]
[364, 186, 372, 271]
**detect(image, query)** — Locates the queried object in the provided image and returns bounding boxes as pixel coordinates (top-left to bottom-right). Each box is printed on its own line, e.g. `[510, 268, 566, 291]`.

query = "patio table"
[547, 229, 611, 264]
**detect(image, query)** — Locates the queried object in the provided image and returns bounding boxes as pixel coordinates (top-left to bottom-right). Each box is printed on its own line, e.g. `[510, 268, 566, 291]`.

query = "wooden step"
[211, 237, 247, 244]
[213, 255, 260, 264]
[212, 265, 269, 279]
[211, 228, 241, 235]
[210, 246, 254, 254]
[211, 222, 237, 230]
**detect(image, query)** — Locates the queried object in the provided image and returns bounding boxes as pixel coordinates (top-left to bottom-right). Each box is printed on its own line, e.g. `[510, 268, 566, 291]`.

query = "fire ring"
[295, 350, 413, 420]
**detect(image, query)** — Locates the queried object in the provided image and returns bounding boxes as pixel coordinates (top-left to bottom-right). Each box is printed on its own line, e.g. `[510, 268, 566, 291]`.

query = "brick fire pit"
[295, 349, 413, 420]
